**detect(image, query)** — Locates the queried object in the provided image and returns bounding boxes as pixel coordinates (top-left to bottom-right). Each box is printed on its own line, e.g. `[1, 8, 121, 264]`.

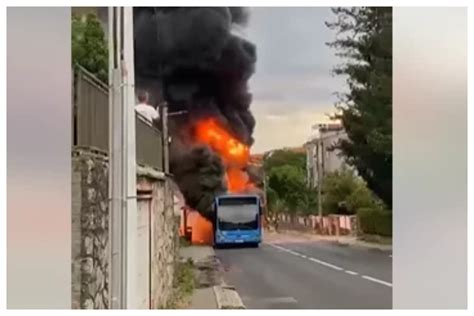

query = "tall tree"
[263, 150, 306, 174]
[326, 7, 392, 209]
[268, 165, 306, 214]
[72, 13, 108, 83]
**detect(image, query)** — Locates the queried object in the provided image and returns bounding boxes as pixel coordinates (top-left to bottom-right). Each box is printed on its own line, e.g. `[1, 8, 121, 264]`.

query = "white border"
[1, 1, 473, 8]
[1, 3, 6, 314]
[1, 2, 473, 314]
[467, 4, 473, 313]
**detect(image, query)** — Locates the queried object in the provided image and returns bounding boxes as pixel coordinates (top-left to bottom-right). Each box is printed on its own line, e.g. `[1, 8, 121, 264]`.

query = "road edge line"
[267, 243, 392, 287]
[361, 275, 393, 287]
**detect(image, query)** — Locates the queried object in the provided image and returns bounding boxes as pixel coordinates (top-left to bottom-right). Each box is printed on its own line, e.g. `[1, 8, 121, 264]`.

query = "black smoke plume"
[133, 7, 257, 220]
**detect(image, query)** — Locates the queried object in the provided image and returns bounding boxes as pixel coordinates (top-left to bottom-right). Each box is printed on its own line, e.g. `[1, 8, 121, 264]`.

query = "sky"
[244, 7, 346, 154]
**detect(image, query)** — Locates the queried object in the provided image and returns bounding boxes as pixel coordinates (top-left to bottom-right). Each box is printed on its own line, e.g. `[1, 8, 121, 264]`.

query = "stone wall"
[72, 148, 180, 309]
[136, 166, 180, 308]
[72, 148, 109, 309]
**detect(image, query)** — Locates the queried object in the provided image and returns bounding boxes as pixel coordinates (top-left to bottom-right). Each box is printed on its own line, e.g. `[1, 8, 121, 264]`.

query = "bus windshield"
[217, 197, 259, 231]
[217, 205, 258, 231]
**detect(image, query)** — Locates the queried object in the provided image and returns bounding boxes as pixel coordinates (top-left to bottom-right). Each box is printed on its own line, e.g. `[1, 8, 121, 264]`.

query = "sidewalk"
[179, 245, 245, 309]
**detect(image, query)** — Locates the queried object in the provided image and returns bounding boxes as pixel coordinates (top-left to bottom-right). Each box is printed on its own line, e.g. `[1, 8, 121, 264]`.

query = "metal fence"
[73, 66, 163, 171]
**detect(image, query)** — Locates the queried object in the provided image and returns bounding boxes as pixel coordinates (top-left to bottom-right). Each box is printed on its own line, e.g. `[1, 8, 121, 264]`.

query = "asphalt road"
[215, 240, 392, 309]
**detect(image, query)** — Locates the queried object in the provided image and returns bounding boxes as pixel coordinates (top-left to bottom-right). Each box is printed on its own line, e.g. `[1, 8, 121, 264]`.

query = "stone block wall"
[72, 148, 179, 309]
[72, 148, 109, 309]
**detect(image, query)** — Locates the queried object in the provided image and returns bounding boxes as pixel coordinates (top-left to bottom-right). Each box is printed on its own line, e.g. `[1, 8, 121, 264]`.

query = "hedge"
[357, 208, 392, 237]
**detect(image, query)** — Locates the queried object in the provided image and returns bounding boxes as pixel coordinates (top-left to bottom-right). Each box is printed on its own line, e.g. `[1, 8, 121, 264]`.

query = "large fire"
[194, 118, 253, 193]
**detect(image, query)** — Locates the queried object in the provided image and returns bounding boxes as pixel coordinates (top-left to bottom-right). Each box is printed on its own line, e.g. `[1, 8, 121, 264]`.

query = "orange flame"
[194, 118, 253, 193]
[195, 118, 250, 167]
[226, 167, 249, 192]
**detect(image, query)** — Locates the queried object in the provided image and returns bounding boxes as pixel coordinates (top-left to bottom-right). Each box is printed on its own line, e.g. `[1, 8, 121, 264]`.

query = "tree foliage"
[321, 169, 380, 215]
[72, 13, 108, 83]
[266, 186, 280, 210]
[267, 163, 317, 216]
[266, 186, 287, 219]
[264, 150, 306, 174]
[326, 7, 392, 209]
[297, 187, 318, 216]
[268, 165, 306, 213]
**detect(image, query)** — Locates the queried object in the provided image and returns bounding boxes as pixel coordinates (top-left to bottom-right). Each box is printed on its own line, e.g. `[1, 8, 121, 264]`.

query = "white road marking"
[308, 257, 344, 271]
[267, 243, 392, 287]
[270, 244, 343, 271]
[345, 270, 358, 276]
[362, 275, 393, 287]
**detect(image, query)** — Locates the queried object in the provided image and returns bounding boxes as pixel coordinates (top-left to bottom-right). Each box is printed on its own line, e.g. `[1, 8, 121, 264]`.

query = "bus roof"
[215, 194, 260, 200]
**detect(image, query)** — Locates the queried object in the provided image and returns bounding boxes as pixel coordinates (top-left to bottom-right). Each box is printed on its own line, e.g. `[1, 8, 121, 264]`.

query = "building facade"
[305, 122, 349, 188]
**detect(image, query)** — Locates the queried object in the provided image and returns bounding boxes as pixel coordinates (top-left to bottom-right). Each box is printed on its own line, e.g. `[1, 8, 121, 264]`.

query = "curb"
[269, 229, 392, 252]
[332, 238, 392, 251]
[211, 250, 246, 309]
[212, 285, 246, 309]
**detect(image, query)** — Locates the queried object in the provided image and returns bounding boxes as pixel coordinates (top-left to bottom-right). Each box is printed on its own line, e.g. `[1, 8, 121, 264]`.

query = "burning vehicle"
[133, 7, 261, 237]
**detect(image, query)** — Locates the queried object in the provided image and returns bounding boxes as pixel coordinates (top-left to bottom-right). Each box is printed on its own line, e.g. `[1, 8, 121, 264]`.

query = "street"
[216, 235, 392, 309]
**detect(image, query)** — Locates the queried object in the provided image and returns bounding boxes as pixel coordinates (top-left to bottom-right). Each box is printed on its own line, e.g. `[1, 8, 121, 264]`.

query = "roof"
[249, 154, 264, 165]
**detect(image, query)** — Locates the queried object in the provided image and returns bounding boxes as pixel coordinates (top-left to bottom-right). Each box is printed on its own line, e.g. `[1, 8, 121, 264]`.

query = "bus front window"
[217, 205, 258, 231]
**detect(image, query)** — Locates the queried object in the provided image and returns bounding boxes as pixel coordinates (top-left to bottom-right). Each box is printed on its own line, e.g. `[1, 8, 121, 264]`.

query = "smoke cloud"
[133, 7, 257, 219]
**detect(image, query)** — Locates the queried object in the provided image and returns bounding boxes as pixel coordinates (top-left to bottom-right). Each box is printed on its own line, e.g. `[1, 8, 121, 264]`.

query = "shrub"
[165, 259, 195, 308]
[357, 208, 392, 237]
[322, 169, 379, 215]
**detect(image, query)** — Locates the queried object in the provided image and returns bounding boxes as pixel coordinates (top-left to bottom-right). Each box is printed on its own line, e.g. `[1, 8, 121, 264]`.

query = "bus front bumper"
[215, 231, 261, 244]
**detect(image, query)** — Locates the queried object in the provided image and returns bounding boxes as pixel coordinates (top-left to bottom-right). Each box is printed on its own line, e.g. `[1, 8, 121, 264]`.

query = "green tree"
[264, 150, 306, 174]
[297, 187, 318, 216]
[72, 13, 108, 83]
[272, 198, 288, 215]
[321, 169, 379, 215]
[268, 164, 306, 214]
[266, 186, 279, 211]
[326, 7, 392, 209]
[263, 149, 319, 216]
[266, 187, 286, 224]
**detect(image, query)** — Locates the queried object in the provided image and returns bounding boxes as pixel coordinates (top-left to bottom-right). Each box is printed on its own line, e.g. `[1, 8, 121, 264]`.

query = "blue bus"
[213, 194, 262, 248]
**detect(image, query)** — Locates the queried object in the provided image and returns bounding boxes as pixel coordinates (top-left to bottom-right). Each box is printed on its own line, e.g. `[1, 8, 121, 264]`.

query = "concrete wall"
[72, 148, 179, 309]
[306, 129, 350, 188]
[321, 129, 347, 175]
[277, 214, 358, 236]
[136, 167, 180, 308]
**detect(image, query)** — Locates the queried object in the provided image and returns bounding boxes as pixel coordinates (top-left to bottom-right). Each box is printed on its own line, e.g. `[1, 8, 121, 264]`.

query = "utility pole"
[123, 7, 137, 309]
[262, 170, 268, 227]
[160, 102, 169, 174]
[317, 139, 323, 219]
[108, 6, 137, 309]
[108, 7, 123, 309]
[159, 102, 170, 232]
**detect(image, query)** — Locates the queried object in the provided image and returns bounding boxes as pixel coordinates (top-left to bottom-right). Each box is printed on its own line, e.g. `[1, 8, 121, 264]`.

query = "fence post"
[335, 216, 340, 236]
